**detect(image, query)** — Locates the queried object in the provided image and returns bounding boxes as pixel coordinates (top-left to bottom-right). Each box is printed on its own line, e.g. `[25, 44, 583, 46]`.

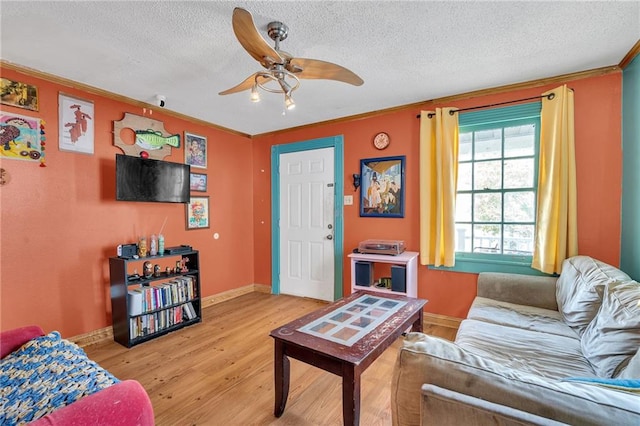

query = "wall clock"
[373, 132, 390, 150]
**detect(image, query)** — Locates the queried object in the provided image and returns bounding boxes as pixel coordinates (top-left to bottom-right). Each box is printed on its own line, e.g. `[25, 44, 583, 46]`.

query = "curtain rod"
[416, 93, 556, 119]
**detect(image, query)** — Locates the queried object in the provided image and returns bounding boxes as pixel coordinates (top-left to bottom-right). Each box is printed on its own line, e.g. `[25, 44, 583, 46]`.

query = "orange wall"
[0, 67, 255, 337]
[252, 72, 623, 318]
[0, 66, 622, 336]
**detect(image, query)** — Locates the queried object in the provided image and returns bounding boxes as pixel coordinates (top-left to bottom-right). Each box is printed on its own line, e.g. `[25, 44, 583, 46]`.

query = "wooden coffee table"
[270, 290, 427, 426]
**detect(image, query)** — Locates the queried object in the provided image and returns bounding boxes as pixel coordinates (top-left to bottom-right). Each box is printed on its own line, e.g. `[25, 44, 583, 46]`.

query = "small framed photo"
[190, 172, 207, 192]
[185, 132, 207, 169]
[1, 78, 39, 111]
[360, 155, 405, 218]
[58, 93, 94, 154]
[186, 196, 210, 230]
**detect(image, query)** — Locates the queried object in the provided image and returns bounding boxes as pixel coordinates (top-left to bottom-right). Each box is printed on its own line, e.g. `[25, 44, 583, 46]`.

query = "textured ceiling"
[1, 1, 639, 136]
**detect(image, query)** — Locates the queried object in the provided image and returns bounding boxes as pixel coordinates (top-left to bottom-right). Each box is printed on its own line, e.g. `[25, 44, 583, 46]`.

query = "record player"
[357, 239, 405, 256]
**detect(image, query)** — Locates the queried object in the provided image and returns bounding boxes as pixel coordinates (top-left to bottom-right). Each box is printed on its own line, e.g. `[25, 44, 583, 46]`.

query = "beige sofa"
[391, 256, 640, 425]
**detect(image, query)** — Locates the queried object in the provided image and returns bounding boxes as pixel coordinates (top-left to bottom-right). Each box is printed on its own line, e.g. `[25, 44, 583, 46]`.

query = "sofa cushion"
[456, 319, 594, 379]
[581, 280, 640, 378]
[0, 331, 119, 425]
[467, 297, 578, 339]
[392, 333, 640, 426]
[556, 256, 631, 336]
[421, 384, 569, 426]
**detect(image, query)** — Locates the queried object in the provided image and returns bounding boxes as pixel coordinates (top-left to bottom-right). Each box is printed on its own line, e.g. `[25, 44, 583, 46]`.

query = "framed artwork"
[0, 112, 45, 165]
[186, 196, 210, 230]
[360, 155, 405, 218]
[190, 172, 207, 192]
[59, 93, 94, 154]
[184, 132, 207, 169]
[1, 78, 39, 111]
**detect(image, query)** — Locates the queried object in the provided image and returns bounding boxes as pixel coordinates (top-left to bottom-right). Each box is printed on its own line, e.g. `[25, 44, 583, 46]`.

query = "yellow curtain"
[532, 85, 578, 274]
[419, 108, 459, 267]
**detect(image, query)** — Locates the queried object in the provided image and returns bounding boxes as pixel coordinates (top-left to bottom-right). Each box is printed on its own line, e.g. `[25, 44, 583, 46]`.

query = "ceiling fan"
[218, 7, 364, 110]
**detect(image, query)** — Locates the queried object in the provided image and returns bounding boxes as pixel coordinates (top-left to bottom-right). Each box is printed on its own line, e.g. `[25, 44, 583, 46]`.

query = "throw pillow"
[556, 256, 631, 336]
[0, 331, 119, 425]
[581, 280, 640, 378]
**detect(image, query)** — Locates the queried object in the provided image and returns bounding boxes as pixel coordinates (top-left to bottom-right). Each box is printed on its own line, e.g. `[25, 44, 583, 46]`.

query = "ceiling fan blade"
[218, 73, 258, 95]
[289, 58, 364, 86]
[232, 7, 283, 68]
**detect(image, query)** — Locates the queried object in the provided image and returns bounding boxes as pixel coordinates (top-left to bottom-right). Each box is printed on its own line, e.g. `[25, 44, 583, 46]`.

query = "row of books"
[128, 275, 197, 316]
[129, 302, 198, 338]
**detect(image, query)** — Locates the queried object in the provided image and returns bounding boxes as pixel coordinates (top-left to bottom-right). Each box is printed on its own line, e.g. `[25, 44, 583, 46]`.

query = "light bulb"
[284, 94, 295, 110]
[250, 85, 260, 102]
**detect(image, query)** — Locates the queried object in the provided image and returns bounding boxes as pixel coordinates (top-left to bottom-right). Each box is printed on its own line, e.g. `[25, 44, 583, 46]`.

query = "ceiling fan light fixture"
[220, 8, 362, 112]
[250, 84, 260, 102]
[284, 94, 295, 110]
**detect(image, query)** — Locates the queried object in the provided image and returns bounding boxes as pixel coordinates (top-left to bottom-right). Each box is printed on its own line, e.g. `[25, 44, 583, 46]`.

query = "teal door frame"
[271, 135, 344, 301]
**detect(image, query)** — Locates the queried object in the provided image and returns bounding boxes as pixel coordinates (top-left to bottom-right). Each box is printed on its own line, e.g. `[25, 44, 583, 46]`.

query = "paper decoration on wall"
[113, 113, 180, 160]
[59, 93, 94, 155]
[0, 112, 46, 166]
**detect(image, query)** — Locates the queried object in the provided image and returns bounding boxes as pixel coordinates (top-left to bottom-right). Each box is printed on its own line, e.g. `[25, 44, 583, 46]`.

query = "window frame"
[429, 102, 549, 276]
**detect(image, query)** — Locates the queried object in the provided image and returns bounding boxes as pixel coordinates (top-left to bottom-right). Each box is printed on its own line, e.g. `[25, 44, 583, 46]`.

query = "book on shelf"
[129, 305, 188, 339]
[182, 302, 197, 320]
[128, 289, 143, 316]
[132, 276, 197, 315]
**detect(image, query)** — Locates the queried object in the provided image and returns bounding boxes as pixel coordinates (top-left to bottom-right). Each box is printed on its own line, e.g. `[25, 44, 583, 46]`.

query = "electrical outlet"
[344, 195, 353, 205]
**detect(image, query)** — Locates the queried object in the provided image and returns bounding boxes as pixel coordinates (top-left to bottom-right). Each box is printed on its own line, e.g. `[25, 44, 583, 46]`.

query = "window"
[441, 102, 543, 274]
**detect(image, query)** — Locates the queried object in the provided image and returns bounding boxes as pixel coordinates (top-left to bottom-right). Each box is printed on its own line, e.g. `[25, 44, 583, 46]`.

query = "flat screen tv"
[115, 154, 190, 203]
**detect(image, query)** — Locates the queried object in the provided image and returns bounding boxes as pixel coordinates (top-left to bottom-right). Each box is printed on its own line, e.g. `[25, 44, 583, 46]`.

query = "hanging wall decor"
[59, 93, 94, 155]
[184, 132, 207, 169]
[1, 78, 39, 111]
[360, 155, 405, 218]
[189, 172, 207, 192]
[113, 113, 180, 160]
[0, 112, 46, 166]
[185, 196, 210, 230]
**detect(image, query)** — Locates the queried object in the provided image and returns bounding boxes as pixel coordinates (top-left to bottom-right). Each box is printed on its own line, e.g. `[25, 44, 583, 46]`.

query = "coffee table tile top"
[297, 295, 407, 346]
[271, 290, 426, 365]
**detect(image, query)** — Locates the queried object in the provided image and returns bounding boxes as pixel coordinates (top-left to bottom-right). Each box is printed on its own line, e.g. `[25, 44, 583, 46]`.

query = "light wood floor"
[84, 292, 457, 426]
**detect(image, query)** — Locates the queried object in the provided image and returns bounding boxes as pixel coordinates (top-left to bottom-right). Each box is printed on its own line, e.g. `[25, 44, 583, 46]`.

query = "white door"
[279, 147, 335, 301]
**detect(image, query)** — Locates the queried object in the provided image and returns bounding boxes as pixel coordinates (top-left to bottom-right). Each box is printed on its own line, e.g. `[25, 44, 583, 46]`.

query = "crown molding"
[0, 60, 251, 139]
[1, 59, 622, 139]
[619, 39, 640, 69]
[253, 65, 620, 138]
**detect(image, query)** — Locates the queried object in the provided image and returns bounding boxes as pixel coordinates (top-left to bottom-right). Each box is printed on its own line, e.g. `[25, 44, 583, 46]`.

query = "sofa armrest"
[421, 384, 568, 426]
[30, 380, 154, 426]
[477, 272, 558, 310]
[392, 333, 640, 426]
[1, 326, 44, 359]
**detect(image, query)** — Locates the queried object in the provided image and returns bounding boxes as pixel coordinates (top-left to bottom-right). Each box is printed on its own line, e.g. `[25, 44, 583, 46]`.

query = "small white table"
[347, 251, 419, 298]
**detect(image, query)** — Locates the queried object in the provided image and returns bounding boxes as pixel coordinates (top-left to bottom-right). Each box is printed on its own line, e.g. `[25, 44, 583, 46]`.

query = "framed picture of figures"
[359, 155, 405, 218]
[185, 196, 210, 230]
[184, 132, 207, 169]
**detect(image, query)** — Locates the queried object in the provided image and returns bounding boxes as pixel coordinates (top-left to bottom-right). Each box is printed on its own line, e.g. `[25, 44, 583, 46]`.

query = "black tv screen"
[116, 154, 190, 203]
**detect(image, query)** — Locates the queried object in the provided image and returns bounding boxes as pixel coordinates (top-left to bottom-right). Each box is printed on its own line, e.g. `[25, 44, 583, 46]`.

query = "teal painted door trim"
[270, 136, 345, 301]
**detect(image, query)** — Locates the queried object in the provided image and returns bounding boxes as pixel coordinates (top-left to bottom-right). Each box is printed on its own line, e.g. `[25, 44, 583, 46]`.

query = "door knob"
[326, 235, 333, 240]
